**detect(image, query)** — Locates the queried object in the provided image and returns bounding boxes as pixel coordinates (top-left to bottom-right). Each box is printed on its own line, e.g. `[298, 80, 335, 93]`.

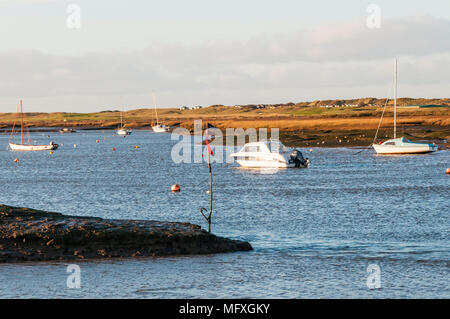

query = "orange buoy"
[49, 151, 53, 155]
[446, 168, 450, 175]
[14, 158, 19, 163]
[171, 184, 181, 192]
[135, 145, 139, 149]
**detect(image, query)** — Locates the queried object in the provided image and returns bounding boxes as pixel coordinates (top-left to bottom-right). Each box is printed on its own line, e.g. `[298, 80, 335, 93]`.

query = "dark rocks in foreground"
[0, 205, 252, 263]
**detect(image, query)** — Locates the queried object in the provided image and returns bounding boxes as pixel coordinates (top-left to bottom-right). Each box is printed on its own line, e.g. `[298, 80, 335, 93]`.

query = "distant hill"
[232, 98, 450, 109]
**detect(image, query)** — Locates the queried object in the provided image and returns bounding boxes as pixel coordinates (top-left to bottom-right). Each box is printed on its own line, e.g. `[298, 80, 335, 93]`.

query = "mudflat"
[0, 205, 252, 263]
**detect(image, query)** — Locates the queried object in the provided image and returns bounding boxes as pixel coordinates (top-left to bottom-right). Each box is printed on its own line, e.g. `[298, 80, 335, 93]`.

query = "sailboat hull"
[117, 129, 132, 135]
[152, 125, 169, 133]
[372, 143, 438, 154]
[9, 143, 58, 151]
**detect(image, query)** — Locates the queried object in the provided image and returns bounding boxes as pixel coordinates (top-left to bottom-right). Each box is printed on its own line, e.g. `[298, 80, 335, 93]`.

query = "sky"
[1, 0, 449, 112]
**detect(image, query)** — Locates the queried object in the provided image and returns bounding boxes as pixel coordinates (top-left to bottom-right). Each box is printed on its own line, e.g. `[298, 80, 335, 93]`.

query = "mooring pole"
[208, 154, 213, 233]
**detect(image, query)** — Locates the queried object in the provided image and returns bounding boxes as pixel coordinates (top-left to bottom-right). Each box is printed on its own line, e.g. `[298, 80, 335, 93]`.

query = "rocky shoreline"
[0, 205, 252, 263]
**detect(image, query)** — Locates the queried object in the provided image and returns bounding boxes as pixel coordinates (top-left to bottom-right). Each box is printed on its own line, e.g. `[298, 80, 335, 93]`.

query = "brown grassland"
[0, 97, 449, 148]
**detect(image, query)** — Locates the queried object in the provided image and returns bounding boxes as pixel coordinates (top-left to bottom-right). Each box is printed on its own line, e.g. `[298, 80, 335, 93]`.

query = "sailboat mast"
[120, 96, 123, 128]
[20, 100, 24, 144]
[394, 58, 397, 139]
[152, 92, 159, 125]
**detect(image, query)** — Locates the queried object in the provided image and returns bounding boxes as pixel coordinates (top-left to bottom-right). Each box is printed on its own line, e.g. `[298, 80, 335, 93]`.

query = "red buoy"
[112, 147, 116, 151]
[171, 184, 180, 192]
[96, 139, 100, 143]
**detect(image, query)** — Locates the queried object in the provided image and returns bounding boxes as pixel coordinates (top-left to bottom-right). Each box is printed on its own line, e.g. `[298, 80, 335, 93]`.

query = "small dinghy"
[59, 128, 76, 134]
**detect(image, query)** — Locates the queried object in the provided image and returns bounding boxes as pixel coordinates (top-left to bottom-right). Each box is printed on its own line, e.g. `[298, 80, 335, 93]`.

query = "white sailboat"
[117, 97, 132, 135]
[372, 59, 438, 155]
[9, 100, 59, 151]
[151, 92, 169, 133]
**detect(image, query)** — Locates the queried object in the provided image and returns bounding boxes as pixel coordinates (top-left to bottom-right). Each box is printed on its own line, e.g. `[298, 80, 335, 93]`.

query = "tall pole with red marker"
[200, 122, 214, 233]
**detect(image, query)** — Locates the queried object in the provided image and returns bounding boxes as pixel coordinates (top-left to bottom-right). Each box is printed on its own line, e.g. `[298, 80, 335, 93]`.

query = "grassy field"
[1, 101, 449, 147]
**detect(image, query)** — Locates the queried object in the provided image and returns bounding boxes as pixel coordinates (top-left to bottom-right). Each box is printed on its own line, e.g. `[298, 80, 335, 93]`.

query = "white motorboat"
[372, 59, 437, 155]
[230, 140, 310, 168]
[116, 97, 132, 135]
[8, 100, 59, 151]
[151, 92, 169, 133]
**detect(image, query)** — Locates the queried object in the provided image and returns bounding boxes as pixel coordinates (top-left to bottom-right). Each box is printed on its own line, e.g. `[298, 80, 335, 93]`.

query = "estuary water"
[0, 130, 448, 298]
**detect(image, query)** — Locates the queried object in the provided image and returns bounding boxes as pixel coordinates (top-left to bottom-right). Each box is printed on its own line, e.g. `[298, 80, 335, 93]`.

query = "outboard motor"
[289, 149, 310, 168]
[49, 141, 59, 150]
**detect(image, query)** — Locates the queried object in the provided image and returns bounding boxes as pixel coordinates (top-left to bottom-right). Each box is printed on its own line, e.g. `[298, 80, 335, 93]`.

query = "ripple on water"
[0, 131, 448, 298]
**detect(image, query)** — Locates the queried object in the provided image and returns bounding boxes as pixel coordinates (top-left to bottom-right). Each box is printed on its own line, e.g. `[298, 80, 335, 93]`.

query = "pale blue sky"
[1, 0, 449, 111]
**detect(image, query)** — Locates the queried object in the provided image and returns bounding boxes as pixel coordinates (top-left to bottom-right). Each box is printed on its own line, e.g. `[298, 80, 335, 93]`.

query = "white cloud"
[0, 0, 56, 5]
[0, 16, 449, 112]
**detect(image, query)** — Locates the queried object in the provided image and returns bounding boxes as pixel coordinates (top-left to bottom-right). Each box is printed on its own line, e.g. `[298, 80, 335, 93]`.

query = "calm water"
[0, 130, 448, 298]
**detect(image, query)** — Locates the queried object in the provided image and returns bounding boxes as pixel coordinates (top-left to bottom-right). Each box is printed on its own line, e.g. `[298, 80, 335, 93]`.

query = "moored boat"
[152, 124, 169, 133]
[230, 140, 309, 168]
[9, 141, 58, 151]
[117, 128, 132, 135]
[9, 100, 59, 151]
[116, 97, 132, 135]
[373, 137, 438, 154]
[372, 59, 438, 155]
[59, 128, 76, 134]
[151, 92, 169, 132]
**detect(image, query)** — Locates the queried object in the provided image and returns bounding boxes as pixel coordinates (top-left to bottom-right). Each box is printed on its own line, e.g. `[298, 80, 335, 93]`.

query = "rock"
[0, 205, 252, 263]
